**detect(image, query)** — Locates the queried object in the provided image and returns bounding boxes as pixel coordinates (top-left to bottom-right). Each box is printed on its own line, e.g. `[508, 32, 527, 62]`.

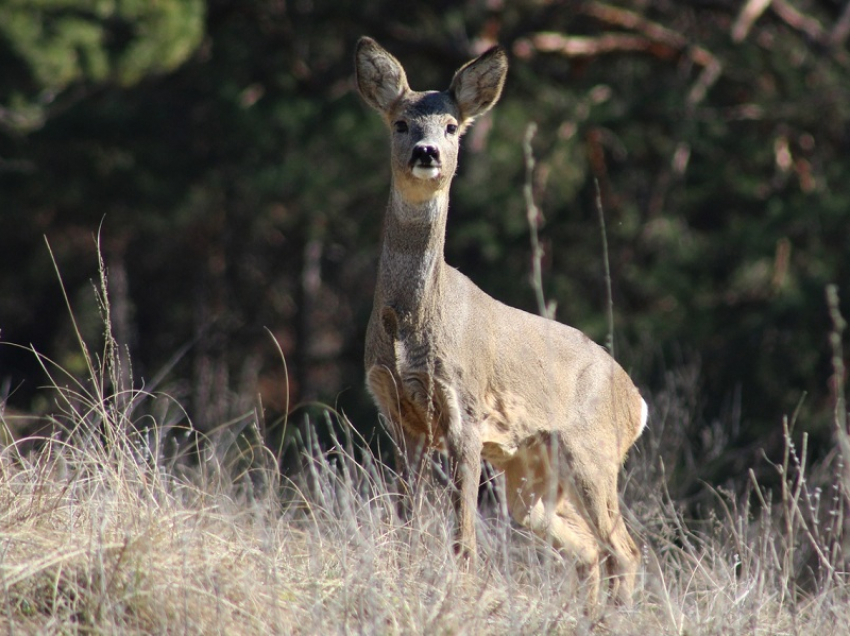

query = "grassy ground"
[1, 269, 848, 634]
[2, 373, 848, 635]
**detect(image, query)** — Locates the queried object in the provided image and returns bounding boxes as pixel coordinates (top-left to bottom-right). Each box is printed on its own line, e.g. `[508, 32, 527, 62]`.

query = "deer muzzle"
[410, 144, 441, 179]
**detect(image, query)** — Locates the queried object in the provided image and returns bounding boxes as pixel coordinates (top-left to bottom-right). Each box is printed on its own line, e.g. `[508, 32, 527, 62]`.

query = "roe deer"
[355, 36, 647, 606]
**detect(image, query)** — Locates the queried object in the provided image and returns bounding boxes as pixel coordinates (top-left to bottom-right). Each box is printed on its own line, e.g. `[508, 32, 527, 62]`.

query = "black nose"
[412, 144, 440, 165]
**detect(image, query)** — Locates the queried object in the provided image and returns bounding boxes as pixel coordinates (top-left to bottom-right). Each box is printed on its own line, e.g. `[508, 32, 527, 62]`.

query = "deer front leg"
[442, 384, 482, 560]
[448, 429, 482, 560]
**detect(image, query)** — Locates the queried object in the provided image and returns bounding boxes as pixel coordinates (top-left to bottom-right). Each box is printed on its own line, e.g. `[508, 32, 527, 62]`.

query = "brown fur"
[356, 36, 647, 607]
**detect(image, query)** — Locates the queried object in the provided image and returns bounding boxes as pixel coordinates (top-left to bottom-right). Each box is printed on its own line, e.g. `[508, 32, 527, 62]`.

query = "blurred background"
[0, 0, 848, 498]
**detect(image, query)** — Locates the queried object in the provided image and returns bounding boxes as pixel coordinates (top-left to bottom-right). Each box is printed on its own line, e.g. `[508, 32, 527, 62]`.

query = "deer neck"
[375, 187, 449, 324]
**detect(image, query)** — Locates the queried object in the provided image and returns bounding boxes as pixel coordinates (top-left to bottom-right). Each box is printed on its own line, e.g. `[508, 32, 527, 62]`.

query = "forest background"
[1, 0, 849, 503]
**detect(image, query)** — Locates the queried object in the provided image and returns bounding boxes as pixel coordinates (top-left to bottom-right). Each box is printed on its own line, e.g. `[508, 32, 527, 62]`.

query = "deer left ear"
[449, 46, 508, 124]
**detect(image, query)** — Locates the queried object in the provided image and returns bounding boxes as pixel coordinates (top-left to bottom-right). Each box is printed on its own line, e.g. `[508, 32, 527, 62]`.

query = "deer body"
[356, 37, 646, 606]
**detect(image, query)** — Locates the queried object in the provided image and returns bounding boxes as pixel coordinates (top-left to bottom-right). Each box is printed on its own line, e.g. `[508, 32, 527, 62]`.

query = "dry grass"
[2, 368, 848, 635]
[1, 253, 849, 634]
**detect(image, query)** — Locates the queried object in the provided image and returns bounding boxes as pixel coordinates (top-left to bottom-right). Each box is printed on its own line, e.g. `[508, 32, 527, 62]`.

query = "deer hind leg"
[600, 493, 640, 605]
[503, 461, 602, 606]
[556, 453, 640, 606]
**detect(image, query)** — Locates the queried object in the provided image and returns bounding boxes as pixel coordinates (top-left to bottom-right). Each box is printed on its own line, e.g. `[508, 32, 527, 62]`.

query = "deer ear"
[355, 37, 410, 113]
[449, 46, 508, 124]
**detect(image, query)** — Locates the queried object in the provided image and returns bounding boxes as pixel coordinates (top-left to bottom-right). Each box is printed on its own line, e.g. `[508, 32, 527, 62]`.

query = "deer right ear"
[355, 37, 410, 113]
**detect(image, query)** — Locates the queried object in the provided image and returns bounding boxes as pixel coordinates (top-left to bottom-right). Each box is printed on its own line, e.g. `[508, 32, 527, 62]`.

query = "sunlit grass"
[1, 248, 848, 634]
[3, 371, 850, 633]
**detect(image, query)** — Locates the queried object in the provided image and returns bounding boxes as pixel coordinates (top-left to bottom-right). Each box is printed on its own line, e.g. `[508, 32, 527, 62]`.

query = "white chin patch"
[412, 166, 440, 180]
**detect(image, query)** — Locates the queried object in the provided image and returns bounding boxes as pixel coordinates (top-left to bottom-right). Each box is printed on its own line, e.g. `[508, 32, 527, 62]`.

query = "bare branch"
[771, 0, 826, 41]
[525, 32, 665, 58]
[519, 2, 723, 110]
[581, 1, 688, 49]
[687, 51, 722, 107]
[732, 0, 774, 43]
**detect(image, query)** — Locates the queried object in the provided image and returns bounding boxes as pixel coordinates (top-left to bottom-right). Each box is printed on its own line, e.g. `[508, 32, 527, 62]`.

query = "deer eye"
[446, 123, 458, 135]
[394, 121, 408, 133]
